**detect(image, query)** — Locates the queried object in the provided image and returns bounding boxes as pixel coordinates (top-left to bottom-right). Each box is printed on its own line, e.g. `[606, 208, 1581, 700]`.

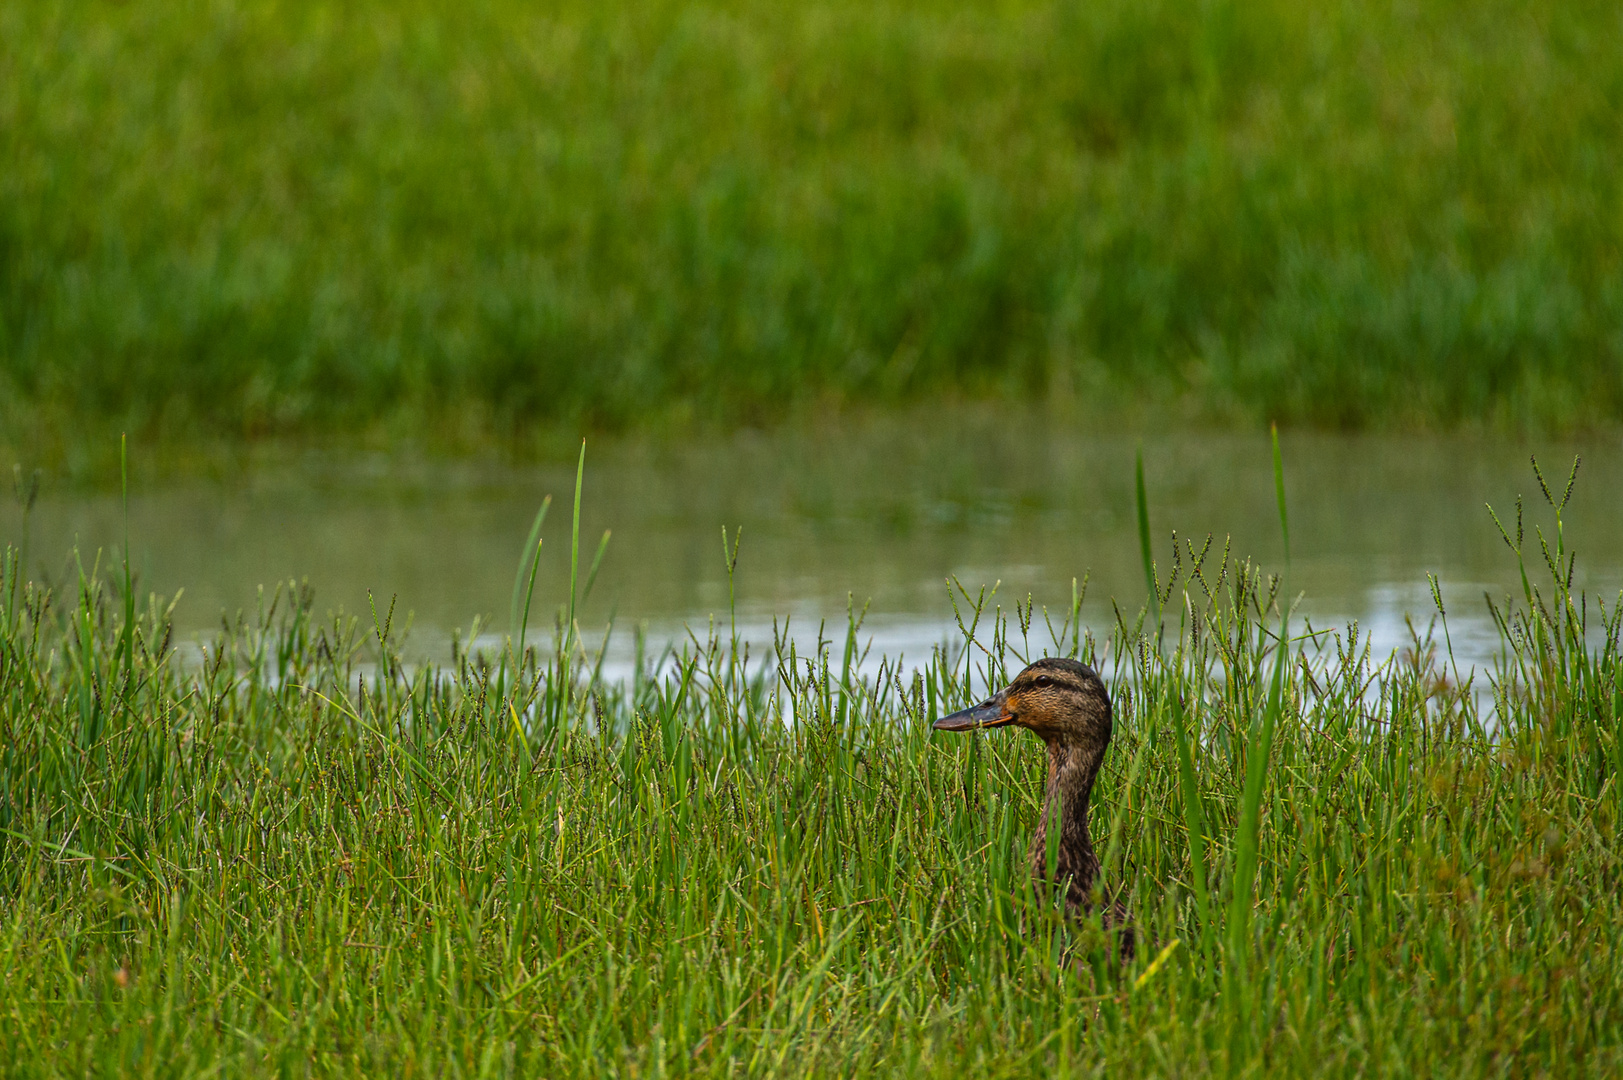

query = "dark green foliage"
[2, 0, 1621, 438]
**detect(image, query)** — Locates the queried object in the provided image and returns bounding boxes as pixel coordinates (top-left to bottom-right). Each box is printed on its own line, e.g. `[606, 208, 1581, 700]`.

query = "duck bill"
[932, 696, 1014, 732]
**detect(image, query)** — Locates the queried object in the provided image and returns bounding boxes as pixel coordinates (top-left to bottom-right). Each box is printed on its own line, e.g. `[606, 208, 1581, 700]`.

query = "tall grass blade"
[1272, 423, 1290, 575]
[117, 434, 136, 703]
[582, 530, 612, 608]
[1136, 447, 1156, 619]
[509, 495, 553, 643]
[563, 440, 587, 691]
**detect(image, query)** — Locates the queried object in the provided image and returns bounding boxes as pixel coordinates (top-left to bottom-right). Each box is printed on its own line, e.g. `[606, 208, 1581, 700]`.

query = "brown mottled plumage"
[933, 657, 1134, 960]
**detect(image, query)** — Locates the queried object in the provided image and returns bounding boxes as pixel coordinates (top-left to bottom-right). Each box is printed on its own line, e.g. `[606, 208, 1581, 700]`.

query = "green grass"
[2, 0, 1621, 441]
[1, 461, 1620, 1075]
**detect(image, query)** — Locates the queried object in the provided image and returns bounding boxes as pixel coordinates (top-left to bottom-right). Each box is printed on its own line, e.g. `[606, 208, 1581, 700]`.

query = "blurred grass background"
[2, 0, 1620, 442]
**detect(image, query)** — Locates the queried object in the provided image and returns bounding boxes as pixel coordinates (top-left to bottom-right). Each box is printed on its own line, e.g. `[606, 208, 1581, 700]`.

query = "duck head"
[932, 657, 1111, 748]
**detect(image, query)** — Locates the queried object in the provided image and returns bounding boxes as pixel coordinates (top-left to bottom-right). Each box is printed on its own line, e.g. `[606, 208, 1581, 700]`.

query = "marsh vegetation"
[1, 455, 1618, 1075]
[4, 0, 1621, 440]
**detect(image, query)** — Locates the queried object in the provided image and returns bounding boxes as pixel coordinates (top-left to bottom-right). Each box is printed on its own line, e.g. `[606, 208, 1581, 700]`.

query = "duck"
[933, 656, 1134, 960]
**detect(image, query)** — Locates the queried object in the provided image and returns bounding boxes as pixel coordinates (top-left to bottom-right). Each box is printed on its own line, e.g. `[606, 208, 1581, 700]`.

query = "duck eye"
[1035, 675, 1053, 689]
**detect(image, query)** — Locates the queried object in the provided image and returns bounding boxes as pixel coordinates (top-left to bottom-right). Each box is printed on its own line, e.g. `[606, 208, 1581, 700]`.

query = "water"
[6, 414, 1621, 678]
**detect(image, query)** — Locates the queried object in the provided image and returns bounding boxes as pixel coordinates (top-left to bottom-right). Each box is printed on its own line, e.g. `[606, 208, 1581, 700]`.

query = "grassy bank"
[1, 463, 1620, 1075]
[3, 0, 1622, 440]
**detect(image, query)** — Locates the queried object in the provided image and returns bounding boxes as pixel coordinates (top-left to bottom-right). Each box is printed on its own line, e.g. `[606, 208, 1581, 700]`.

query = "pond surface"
[6, 413, 1621, 677]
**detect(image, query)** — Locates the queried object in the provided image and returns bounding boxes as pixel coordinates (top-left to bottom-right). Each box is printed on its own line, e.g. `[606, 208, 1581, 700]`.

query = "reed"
[0, 457, 1619, 1074]
[3, 0, 1621, 441]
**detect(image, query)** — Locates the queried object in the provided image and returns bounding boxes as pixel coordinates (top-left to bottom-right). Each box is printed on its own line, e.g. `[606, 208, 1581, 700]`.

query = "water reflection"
[4, 415, 1620, 675]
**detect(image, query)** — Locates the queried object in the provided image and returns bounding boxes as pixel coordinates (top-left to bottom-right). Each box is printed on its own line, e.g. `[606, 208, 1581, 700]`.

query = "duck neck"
[1031, 738, 1106, 906]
